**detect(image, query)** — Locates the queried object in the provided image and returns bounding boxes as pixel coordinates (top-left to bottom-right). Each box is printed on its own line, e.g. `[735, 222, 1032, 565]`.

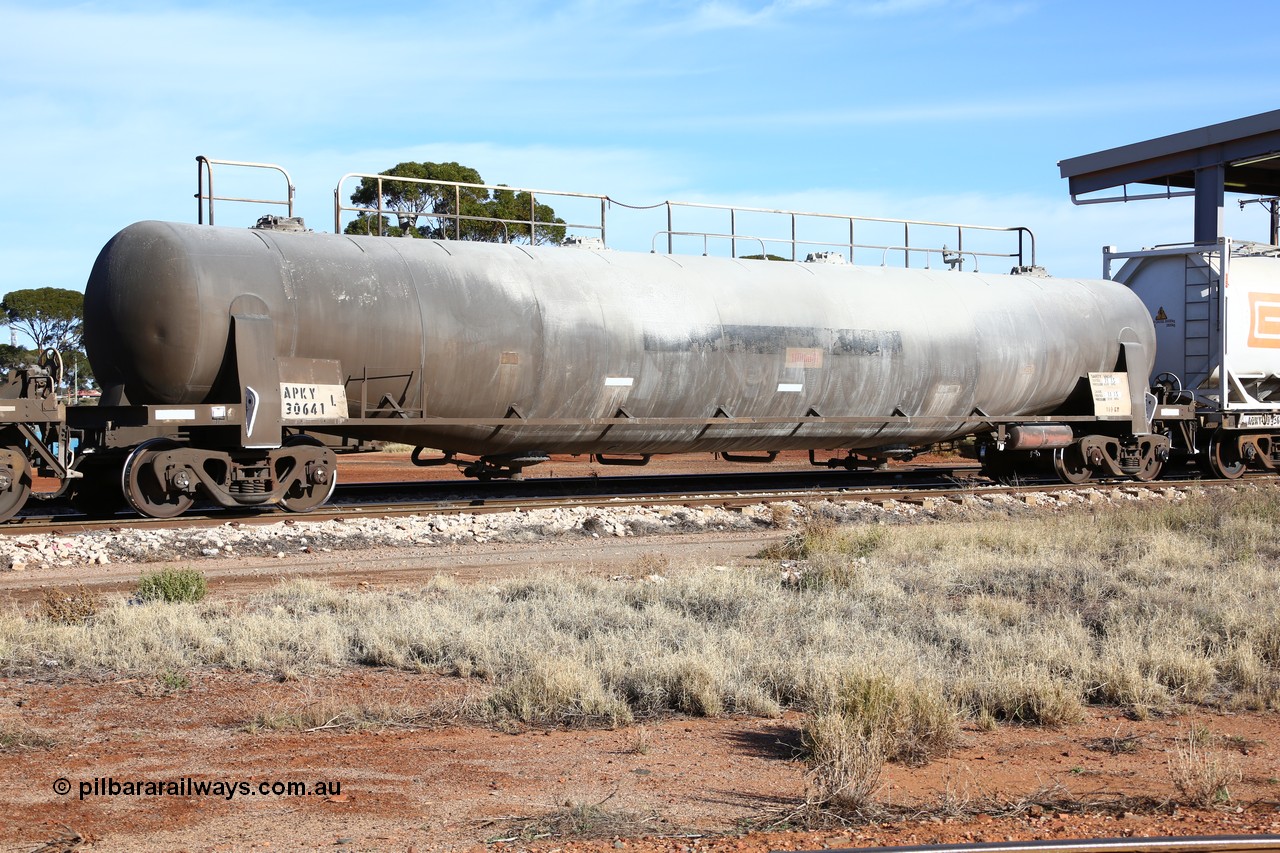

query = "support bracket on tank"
[720, 450, 778, 464]
[485, 405, 527, 439]
[374, 394, 412, 418]
[229, 298, 281, 449]
[593, 452, 650, 466]
[411, 447, 456, 467]
[695, 406, 733, 440]
[787, 408, 822, 437]
[596, 407, 633, 441]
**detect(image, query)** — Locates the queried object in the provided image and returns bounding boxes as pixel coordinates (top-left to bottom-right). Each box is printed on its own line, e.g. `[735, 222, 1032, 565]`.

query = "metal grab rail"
[650, 231, 770, 258]
[334, 174, 608, 244]
[878, 245, 982, 271]
[649, 232, 984, 271]
[655, 198, 1036, 268]
[195, 157, 295, 225]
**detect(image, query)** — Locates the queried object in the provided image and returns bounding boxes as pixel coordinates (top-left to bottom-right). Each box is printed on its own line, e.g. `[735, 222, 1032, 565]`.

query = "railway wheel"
[1131, 446, 1165, 482]
[0, 447, 32, 522]
[122, 439, 195, 519]
[278, 436, 337, 513]
[1206, 432, 1246, 480]
[1051, 445, 1092, 484]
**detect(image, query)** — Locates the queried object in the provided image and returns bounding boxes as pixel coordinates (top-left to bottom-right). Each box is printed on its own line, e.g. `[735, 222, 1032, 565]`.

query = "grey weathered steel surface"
[84, 221, 1155, 457]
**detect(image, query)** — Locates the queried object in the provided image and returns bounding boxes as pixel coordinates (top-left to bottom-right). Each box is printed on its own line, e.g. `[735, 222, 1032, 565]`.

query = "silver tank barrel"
[84, 221, 1156, 455]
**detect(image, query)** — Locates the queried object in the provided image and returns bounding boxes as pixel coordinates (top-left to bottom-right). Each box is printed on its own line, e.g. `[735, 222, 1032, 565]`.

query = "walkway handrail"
[334, 174, 608, 244]
[654, 198, 1035, 268]
[195, 157, 295, 225]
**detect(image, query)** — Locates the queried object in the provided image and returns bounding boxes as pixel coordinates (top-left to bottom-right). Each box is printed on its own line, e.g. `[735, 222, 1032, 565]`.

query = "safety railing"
[645, 199, 1035, 269]
[196, 157, 295, 225]
[647, 232, 986, 271]
[334, 174, 609, 245]
[193, 159, 1037, 271]
[334, 175, 1033, 268]
[649, 232, 771, 259]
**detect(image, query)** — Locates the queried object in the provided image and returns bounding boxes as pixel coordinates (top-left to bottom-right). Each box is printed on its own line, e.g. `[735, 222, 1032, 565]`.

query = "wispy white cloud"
[678, 0, 831, 30]
[643, 0, 1034, 33]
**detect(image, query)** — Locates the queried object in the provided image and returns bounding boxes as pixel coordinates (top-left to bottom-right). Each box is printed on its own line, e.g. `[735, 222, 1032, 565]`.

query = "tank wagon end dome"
[84, 220, 224, 405]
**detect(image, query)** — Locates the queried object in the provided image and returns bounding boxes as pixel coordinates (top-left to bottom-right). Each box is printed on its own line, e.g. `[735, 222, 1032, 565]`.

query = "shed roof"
[1059, 109, 1280, 198]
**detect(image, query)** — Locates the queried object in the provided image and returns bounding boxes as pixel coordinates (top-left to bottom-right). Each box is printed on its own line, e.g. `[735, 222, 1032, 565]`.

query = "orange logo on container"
[1249, 293, 1280, 348]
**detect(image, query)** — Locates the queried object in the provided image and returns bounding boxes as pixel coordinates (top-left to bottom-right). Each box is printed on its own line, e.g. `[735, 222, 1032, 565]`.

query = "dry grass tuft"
[0, 724, 57, 751]
[484, 794, 670, 843]
[487, 657, 633, 727]
[758, 514, 884, 569]
[799, 672, 957, 818]
[801, 708, 886, 817]
[1168, 727, 1243, 806]
[814, 672, 958, 766]
[633, 552, 670, 575]
[624, 724, 652, 755]
[959, 668, 1086, 727]
[247, 691, 463, 733]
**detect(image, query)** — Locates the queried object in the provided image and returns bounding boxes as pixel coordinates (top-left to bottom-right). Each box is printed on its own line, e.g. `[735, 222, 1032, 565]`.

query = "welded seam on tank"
[385, 239, 434, 424]
[257, 231, 300, 357]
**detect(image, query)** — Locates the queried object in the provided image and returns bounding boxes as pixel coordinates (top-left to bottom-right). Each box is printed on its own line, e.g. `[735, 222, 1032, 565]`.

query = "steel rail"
[789, 835, 1280, 853]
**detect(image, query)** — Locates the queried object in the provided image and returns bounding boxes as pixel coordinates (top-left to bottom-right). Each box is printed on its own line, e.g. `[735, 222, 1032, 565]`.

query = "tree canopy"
[0, 287, 95, 395]
[345, 161, 567, 245]
[2, 287, 84, 352]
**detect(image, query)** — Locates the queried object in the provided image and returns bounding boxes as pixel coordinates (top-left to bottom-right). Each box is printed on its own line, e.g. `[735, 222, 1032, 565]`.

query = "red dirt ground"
[3, 450, 1278, 851]
[3, 669, 1278, 851]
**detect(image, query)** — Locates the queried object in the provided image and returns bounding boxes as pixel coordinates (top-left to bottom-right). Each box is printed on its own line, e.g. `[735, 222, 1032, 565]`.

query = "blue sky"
[2, 0, 1278, 297]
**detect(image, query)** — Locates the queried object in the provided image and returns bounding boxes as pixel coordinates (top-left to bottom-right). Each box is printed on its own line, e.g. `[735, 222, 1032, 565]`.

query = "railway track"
[0, 462, 1234, 536]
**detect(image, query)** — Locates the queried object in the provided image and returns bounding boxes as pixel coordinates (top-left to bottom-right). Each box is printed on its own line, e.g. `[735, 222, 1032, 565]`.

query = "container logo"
[1248, 293, 1280, 348]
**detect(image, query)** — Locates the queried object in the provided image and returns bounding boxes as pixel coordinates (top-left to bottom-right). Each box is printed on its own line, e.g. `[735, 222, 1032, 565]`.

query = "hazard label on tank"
[280, 383, 348, 422]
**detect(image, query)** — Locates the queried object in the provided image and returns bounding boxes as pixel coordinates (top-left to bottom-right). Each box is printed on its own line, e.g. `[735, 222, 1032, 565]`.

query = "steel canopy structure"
[1059, 109, 1280, 244]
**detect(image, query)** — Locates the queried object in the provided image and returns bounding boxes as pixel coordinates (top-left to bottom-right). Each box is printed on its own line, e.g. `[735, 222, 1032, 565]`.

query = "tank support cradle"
[121, 438, 338, 519]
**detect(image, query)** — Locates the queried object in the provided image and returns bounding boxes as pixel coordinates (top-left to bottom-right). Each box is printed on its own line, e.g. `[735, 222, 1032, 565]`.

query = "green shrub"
[136, 568, 208, 603]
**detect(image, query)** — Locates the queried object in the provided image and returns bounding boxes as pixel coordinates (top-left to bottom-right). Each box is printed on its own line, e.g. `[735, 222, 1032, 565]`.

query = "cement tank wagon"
[83, 221, 1157, 474]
